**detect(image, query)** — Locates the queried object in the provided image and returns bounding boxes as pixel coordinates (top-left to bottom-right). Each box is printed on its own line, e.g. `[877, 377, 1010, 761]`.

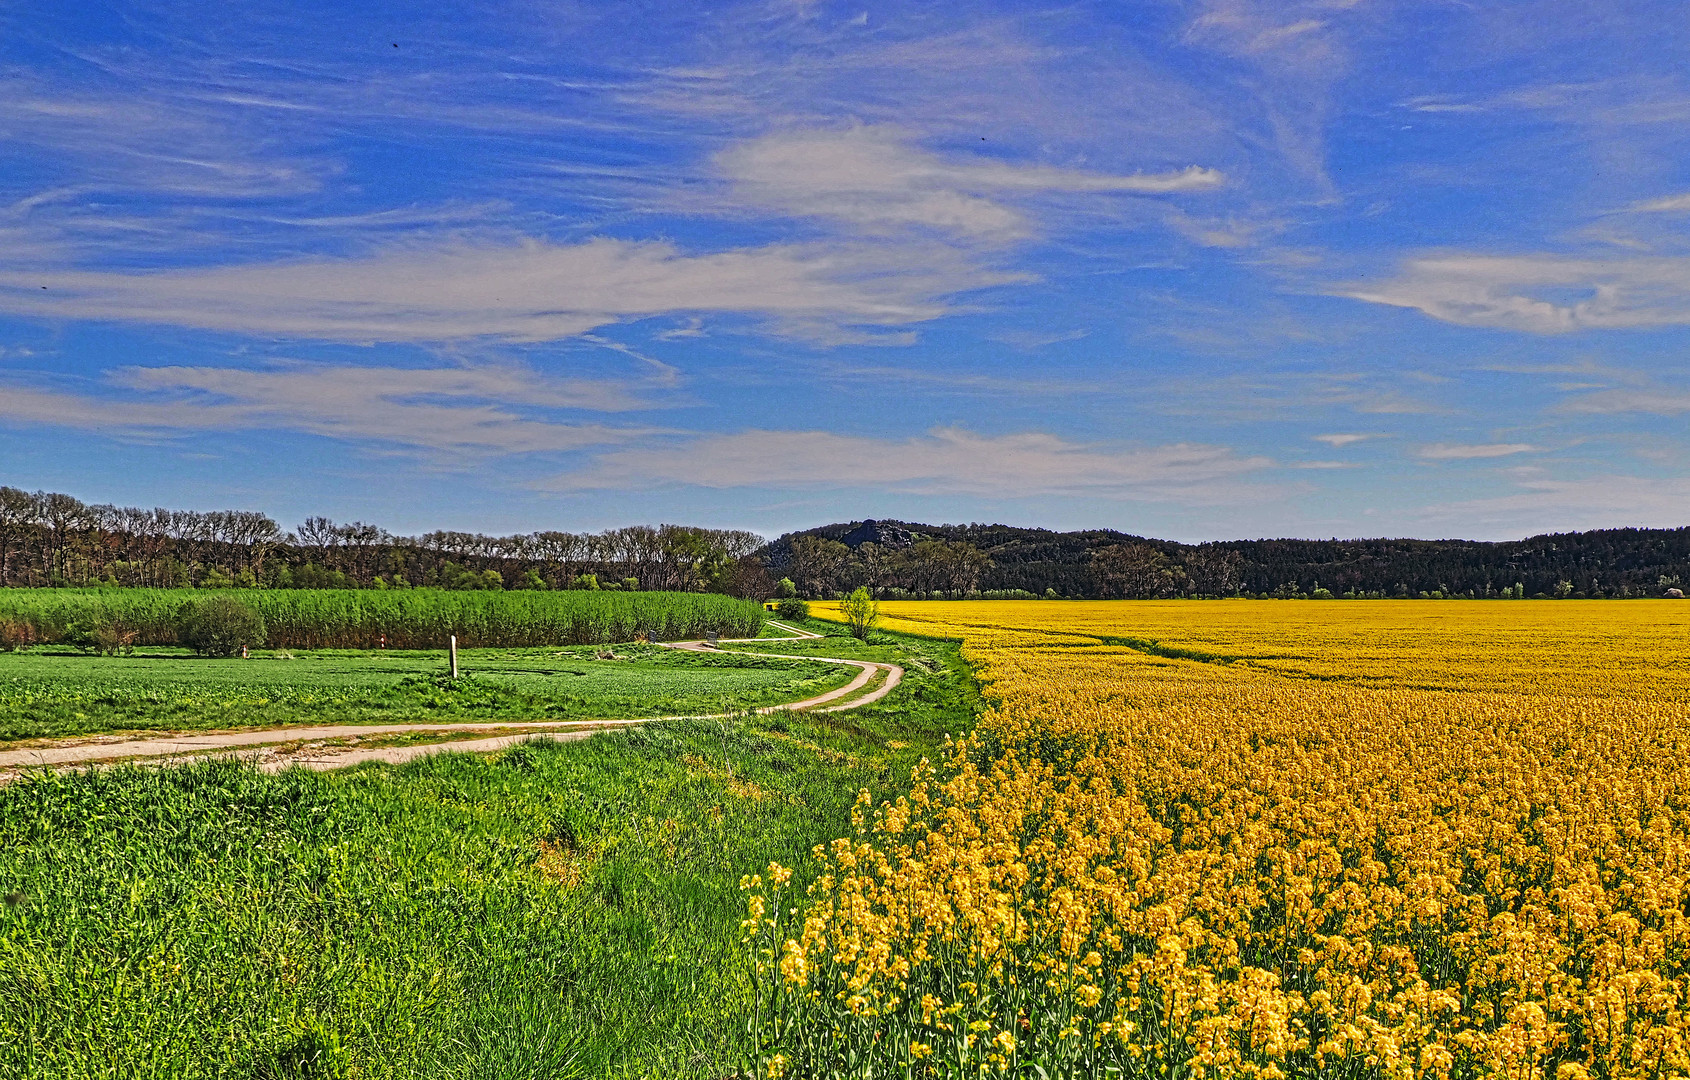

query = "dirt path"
[0, 620, 902, 776]
[660, 621, 901, 713]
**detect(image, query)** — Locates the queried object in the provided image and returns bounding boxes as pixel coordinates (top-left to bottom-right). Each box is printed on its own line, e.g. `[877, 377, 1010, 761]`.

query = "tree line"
[765, 519, 1690, 599]
[0, 487, 769, 596]
[6, 487, 1686, 600]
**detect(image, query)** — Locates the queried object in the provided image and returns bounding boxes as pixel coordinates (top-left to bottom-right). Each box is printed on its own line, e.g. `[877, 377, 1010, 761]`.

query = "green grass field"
[0, 644, 856, 742]
[0, 622, 977, 1079]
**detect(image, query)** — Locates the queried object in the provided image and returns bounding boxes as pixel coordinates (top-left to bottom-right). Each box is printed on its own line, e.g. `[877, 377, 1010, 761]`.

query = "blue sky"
[3, 0, 1689, 542]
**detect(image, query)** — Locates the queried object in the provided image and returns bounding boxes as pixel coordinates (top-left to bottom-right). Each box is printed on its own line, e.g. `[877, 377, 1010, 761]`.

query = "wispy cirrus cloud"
[1418, 442, 1538, 460]
[551, 426, 1274, 501]
[626, 16, 1227, 161]
[0, 362, 665, 457]
[1559, 387, 1690, 414]
[1402, 74, 1690, 129]
[0, 13, 1235, 349]
[1180, 0, 1369, 193]
[1345, 253, 1690, 332]
[1186, 1, 1345, 68]
[0, 122, 1222, 346]
[0, 82, 328, 201]
[1417, 473, 1690, 534]
[0, 236, 1022, 344]
[1628, 192, 1690, 213]
[1153, 369, 1443, 420]
[716, 126, 1222, 244]
[989, 328, 1088, 349]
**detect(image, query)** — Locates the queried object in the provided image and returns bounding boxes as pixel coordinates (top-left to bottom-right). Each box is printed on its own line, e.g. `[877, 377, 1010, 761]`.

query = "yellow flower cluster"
[744, 600, 1690, 1079]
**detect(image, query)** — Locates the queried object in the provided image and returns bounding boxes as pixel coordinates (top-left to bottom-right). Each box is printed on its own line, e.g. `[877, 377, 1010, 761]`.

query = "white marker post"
[449, 635, 459, 679]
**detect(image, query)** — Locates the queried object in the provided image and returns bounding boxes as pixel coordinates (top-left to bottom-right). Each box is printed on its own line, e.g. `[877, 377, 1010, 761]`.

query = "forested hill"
[761, 520, 1690, 599]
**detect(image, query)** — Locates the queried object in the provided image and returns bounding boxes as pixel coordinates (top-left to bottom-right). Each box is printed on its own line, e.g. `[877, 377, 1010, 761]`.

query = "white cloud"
[716, 126, 1222, 243]
[1418, 442, 1538, 460]
[1313, 432, 1370, 447]
[0, 237, 1019, 344]
[627, 20, 1225, 167]
[1401, 79, 1690, 130]
[1152, 370, 1442, 420]
[990, 328, 1088, 349]
[551, 426, 1273, 501]
[1629, 193, 1690, 213]
[655, 317, 708, 340]
[1559, 388, 1690, 415]
[0, 363, 665, 456]
[1345, 253, 1690, 332]
[1186, 1, 1344, 67]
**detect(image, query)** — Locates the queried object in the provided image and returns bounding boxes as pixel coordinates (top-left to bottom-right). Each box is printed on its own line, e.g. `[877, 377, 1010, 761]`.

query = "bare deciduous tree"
[789, 535, 850, 598]
[1092, 542, 1183, 599]
[1184, 546, 1243, 597]
[0, 487, 34, 585]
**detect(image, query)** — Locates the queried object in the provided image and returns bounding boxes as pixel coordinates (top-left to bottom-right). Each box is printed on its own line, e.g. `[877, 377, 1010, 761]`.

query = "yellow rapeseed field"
[744, 601, 1690, 1079]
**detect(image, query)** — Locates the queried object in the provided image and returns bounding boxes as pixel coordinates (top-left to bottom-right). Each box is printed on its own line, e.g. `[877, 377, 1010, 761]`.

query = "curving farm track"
[0, 620, 900, 777]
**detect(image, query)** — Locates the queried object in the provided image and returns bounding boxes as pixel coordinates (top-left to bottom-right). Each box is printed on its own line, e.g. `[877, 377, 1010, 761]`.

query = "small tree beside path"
[841, 586, 879, 640]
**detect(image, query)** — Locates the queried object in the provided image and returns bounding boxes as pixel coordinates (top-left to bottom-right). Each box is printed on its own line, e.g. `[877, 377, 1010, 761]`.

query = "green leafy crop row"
[0, 588, 765, 650]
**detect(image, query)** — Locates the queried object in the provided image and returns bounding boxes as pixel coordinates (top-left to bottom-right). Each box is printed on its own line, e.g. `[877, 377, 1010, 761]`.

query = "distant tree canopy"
[0, 486, 767, 595]
[759, 519, 1690, 599]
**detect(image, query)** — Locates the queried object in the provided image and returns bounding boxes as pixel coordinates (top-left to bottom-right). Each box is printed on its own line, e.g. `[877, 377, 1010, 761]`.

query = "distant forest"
[763, 519, 1690, 600]
[2, 486, 1687, 599]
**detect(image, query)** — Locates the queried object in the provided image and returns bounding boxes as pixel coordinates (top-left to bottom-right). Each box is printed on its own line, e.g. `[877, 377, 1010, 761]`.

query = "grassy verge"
[0, 644, 857, 742]
[0, 621, 977, 1079]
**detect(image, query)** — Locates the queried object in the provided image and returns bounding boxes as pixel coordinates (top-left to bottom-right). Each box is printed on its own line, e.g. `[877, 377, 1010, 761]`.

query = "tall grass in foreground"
[0, 588, 764, 648]
[0, 624, 980, 1079]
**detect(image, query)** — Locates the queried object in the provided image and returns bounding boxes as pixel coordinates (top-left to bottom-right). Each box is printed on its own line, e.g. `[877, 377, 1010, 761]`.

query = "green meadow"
[0, 623, 978, 1079]
[0, 644, 854, 742]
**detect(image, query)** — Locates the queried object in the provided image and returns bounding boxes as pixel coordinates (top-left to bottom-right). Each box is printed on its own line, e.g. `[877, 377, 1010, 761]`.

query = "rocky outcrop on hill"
[838, 519, 917, 549]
